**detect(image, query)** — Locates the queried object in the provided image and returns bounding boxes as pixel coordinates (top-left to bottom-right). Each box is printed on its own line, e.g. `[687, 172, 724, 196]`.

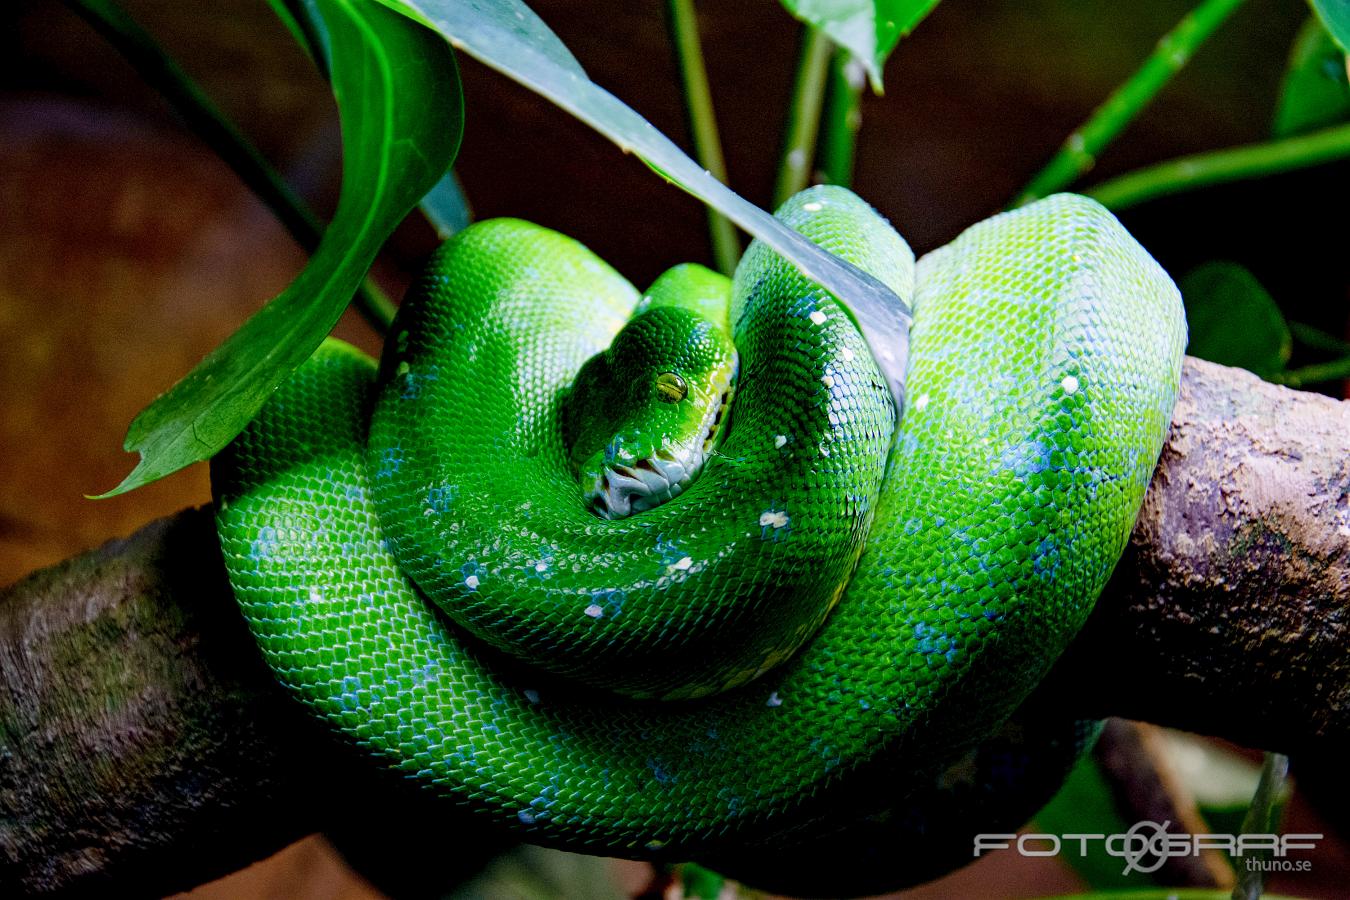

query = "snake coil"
[214, 187, 1185, 893]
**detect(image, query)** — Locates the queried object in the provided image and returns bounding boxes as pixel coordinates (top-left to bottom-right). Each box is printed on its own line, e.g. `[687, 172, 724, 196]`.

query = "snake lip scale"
[587, 370, 736, 520]
[212, 185, 1186, 893]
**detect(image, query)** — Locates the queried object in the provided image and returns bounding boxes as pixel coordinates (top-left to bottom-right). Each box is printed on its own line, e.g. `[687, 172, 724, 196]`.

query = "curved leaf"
[98, 0, 462, 497]
[779, 0, 940, 92]
[1273, 15, 1350, 137]
[1313, 0, 1350, 51]
[1181, 262, 1291, 380]
[265, 0, 472, 239]
[377, 0, 912, 410]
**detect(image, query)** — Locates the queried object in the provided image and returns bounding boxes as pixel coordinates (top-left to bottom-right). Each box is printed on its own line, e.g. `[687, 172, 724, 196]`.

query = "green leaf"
[266, 0, 470, 240]
[1180, 262, 1291, 381]
[376, 0, 911, 409]
[779, 0, 940, 92]
[1273, 15, 1350, 137]
[1033, 755, 1160, 889]
[1312, 0, 1350, 51]
[97, 0, 462, 497]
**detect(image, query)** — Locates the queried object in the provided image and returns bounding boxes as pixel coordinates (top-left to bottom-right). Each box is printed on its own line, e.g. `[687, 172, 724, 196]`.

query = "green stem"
[773, 26, 833, 208]
[1290, 321, 1350, 354]
[820, 49, 866, 187]
[665, 0, 739, 276]
[1231, 752, 1290, 900]
[64, 0, 397, 333]
[1014, 0, 1248, 207]
[1275, 355, 1350, 388]
[1085, 121, 1350, 210]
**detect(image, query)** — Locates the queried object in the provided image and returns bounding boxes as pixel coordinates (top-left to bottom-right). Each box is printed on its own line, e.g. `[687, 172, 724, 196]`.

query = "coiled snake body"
[213, 187, 1185, 889]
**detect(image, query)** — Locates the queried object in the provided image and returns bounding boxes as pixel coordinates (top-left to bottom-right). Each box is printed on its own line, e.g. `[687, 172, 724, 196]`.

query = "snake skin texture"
[212, 187, 1186, 885]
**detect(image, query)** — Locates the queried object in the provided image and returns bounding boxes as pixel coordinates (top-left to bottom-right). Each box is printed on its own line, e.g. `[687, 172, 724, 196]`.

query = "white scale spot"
[766, 691, 783, 707]
[802, 201, 823, 211]
[809, 310, 828, 325]
[788, 148, 807, 169]
[840, 346, 854, 362]
[821, 374, 835, 388]
[759, 510, 789, 529]
[584, 604, 604, 618]
[913, 393, 930, 411]
[518, 810, 536, 825]
[1061, 375, 1080, 395]
[774, 434, 788, 449]
[308, 589, 323, 603]
[671, 556, 693, 571]
[534, 561, 548, 572]
[464, 575, 480, 590]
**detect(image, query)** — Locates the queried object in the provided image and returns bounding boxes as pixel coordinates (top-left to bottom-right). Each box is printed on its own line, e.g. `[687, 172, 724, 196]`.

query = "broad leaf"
[98, 0, 462, 497]
[267, 0, 470, 234]
[1181, 262, 1291, 380]
[779, 0, 940, 91]
[1313, 0, 1350, 51]
[377, 0, 912, 409]
[1273, 15, 1350, 137]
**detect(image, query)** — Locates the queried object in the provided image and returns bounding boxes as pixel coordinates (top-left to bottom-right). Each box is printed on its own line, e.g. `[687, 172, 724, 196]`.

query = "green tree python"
[213, 186, 1186, 893]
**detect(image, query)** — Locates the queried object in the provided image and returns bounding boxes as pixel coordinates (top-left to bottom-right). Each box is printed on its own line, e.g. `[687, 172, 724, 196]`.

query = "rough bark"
[1, 356, 1347, 896]
[0, 508, 314, 898]
[1047, 357, 1350, 755]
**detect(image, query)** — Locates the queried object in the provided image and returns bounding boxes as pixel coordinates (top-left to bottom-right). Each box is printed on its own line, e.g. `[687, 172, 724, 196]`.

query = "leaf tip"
[86, 454, 187, 500]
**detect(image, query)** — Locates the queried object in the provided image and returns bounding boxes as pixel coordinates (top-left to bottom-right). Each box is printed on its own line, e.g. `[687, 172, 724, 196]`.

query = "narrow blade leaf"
[780, 0, 941, 92]
[422, 170, 473, 238]
[377, 0, 912, 409]
[98, 0, 462, 497]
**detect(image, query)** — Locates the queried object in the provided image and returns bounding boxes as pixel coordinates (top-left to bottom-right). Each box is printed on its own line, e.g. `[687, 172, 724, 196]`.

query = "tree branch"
[1046, 357, 1350, 755]
[1, 357, 1346, 896]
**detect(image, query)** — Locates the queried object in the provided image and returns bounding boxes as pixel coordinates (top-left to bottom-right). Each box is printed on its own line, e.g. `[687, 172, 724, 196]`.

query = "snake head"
[564, 264, 736, 519]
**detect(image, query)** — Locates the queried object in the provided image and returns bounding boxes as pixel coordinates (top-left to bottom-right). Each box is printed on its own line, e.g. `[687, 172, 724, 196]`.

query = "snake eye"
[655, 372, 687, 403]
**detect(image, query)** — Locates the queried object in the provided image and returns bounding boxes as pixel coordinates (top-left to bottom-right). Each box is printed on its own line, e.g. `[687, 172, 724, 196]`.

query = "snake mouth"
[588, 377, 736, 520]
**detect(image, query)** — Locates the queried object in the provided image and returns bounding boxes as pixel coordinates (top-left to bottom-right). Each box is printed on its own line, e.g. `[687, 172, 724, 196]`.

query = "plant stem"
[1231, 752, 1290, 900]
[64, 0, 397, 332]
[1290, 321, 1350, 354]
[1275, 355, 1350, 388]
[820, 49, 866, 187]
[1013, 0, 1249, 207]
[665, 0, 739, 276]
[1085, 121, 1350, 210]
[773, 26, 833, 208]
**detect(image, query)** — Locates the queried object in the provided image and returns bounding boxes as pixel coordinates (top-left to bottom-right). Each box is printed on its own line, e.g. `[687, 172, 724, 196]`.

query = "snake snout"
[587, 447, 696, 519]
